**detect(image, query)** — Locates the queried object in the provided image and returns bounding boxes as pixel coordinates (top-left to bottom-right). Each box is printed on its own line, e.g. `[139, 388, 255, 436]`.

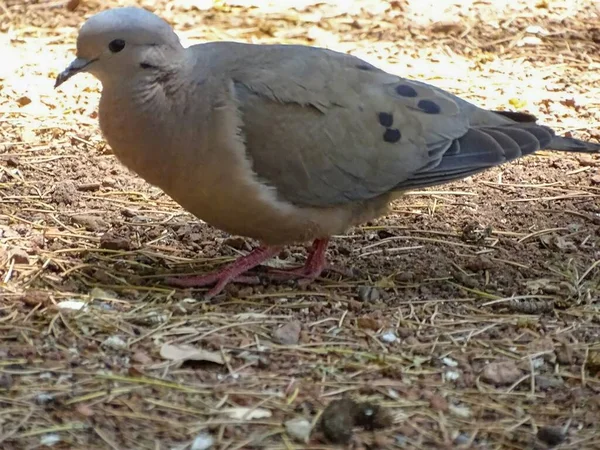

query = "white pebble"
[101, 336, 127, 350]
[445, 370, 460, 381]
[285, 417, 312, 443]
[442, 357, 458, 367]
[532, 357, 545, 369]
[57, 300, 88, 311]
[190, 432, 214, 450]
[380, 330, 398, 343]
[40, 434, 61, 446]
[449, 403, 471, 418]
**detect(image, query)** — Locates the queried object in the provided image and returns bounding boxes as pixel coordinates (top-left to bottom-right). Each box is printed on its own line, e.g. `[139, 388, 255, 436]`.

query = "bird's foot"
[263, 238, 331, 286]
[166, 245, 281, 299]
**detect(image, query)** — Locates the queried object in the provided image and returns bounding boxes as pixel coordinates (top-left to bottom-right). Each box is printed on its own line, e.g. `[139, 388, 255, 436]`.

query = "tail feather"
[547, 135, 600, 153]
[396, 123, 599, 192]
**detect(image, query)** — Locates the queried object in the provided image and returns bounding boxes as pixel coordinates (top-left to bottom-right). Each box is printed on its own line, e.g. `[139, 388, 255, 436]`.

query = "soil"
[1, 0, 599, 449]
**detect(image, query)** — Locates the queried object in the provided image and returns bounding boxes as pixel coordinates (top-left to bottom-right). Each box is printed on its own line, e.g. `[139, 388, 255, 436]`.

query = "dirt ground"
[1, 0, 600, 448]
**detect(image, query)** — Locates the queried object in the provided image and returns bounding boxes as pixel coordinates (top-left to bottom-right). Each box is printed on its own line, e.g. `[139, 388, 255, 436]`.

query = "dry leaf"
[159, 343, 226, 364]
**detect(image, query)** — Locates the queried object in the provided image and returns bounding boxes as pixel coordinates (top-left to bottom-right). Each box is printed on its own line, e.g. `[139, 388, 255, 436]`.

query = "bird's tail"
[547, 135, 600, 153]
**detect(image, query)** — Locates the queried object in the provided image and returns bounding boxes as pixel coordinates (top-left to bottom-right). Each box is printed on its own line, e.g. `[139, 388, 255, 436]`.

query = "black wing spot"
[417, 99, 441, 114]
[378, 112, 394, 127]
[383, 128, 401, 143]
[395, 84, 418, 97]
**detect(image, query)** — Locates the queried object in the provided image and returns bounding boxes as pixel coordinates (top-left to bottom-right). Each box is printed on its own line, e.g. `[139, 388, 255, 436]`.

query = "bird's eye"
[108, 39, 126, 53]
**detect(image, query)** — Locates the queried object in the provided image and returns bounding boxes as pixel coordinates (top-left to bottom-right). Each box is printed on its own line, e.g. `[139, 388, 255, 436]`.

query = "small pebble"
[380, 329, 398, 343]
[284, 416, 312, 443]
[445, 370, 461, 381]
[40, 434, 61, 447]
[57, 300, 88, 311]
[272, 321, 301, 345]
[9, 248, 29, 264]
[448, 403, 471, 418]
[35, 393, 55, 405]
[442, 357, 458, 367]
[101, 336, 127, 350]
[190, 432, 214, 450]
[481, 360, 522, 386]
[537, 426, 565, 447]
[357, 285, 381, 302]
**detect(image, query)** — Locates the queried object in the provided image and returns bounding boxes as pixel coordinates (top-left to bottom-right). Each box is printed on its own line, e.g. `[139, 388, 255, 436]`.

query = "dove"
[55, 7, 600, 299]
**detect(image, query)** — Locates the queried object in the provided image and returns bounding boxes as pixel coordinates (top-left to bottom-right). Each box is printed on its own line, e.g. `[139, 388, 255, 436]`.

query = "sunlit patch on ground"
[1, 1, 599, 449]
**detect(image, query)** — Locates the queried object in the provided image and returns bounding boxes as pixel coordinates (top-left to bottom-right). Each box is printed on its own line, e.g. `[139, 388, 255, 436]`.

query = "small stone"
[380, 329, 398, 343]
[100, 232, 132, 250]
[357, 285, 380, 302]
[453, 433, 471, 445]
[102, 176, 117, 187]
[272, 321, 301, 345]
[555, 343, 574, 365]
[535, 375, 564, 391]
[40, 434, 61, 447]
[465, 256, 494, 272]
[395, 271, 414, 282]
[444, 370, 460, 382]
[120, 207, 137, 218]
[356, 317, 381, 331]
[0, 373, 13, 390]
[9, 248, 29, 264]
[442, 357, 458, 367]
[191, 432, 214, 450]
[448, 403, 471, 418]
[71, 214, 108, 232]
[132, 351, 153, 365]
[57, 300, 88, 312]
[537, 426, 565, 447]
[76, 182, 101, 192]
[429, 394, 449, 412]
[223, 236, 247, 249]
[481, 360, 523, 386]
[284, 416, 312, 443]
[35, 393, 55, 405]
[101, 336, 127, 350]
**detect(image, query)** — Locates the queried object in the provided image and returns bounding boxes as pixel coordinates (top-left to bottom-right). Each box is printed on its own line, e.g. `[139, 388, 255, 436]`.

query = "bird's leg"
[265, 238, 330, 283]
[167, 245, 281, 298]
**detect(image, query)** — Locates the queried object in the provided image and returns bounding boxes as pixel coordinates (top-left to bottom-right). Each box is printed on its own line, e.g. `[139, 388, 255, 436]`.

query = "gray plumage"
[56, 6, 600, 248]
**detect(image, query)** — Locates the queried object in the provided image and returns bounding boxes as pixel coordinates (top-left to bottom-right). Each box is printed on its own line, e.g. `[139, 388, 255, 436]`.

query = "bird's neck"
[98, 65, 192, 189]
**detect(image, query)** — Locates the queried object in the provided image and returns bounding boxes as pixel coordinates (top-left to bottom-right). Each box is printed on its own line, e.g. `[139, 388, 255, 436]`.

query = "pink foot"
[266, 238, 330, 285]
[167, 246, 281, 299]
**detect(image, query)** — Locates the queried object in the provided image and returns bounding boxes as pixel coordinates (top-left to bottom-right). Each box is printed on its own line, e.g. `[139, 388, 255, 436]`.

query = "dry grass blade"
[1, 0, 599, 449]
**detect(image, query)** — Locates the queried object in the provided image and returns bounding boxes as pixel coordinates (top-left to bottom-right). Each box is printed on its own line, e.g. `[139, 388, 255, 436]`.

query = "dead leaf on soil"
[159, 343, 227, 364]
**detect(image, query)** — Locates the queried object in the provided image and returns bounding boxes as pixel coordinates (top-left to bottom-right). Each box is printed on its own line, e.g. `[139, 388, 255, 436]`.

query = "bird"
[55, 7, 600, 299]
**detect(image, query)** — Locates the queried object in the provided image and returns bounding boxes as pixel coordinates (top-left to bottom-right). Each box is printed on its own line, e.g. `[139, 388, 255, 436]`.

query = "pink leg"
[266, 238, 330, 284]
[167, 246, 281, 298]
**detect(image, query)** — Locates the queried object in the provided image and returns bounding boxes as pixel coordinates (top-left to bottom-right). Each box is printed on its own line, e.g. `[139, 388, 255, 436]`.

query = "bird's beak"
[54, 57, 95, 88]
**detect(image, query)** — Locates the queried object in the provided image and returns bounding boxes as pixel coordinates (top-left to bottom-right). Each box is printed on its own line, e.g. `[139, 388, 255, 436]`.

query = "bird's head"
[55, 7, 183, 88]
